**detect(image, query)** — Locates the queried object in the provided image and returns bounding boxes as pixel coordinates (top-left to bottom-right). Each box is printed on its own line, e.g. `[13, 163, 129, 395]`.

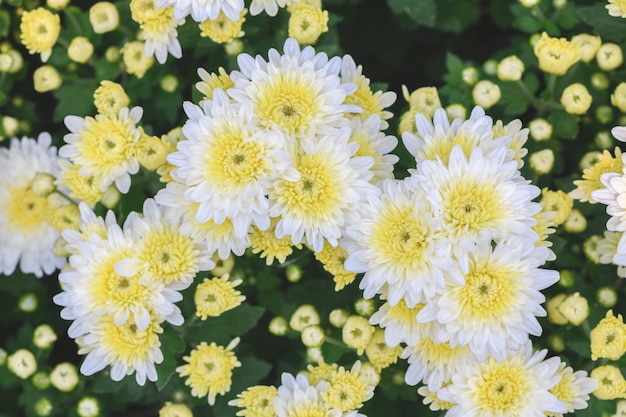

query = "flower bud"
[534, 32, 580, 75]
[612, 83, 626, 113]
[105, 46, 120, 62]
[6, 50, 23, 73]
[0, 52, 13, 72]
[19, 292, 38, 312]
[50, 362, 79, 392]
[290, 304, 320, 332]
[597, 286, 618, 308]
[529, 118, 553, 141]
[560, 83, 592, 115]
[597, 43, 624, 71]
[595, 131, 613, 148]
[558, 292, 590, 326]
[101, 185, 120, 209]
[35, 398, 52, 417]
[286, 264, 302, 282]
[32, 371, 51, 389]
[497, 55, 525, 81]
[68, 36, 94, 64]
[269, 316, 288, 336]
[0, 348, 6, 366]
[47, 0, 70, 10]
[89, 2, 120, 34]
[31, 173, 56, 197]
[211, 253, 235, 277]
[472, 80, 501, 109]
[2, 116, 19, 137]
[354, 298, 375, 317]
[553, 0, 566, 8]
[445, 103, 466, 121]
[342, 315, 375, 355]
[597, 105, 616, 126]
[461, 66, 479, 85]
[306, 346, 324, 363]
[77, 397, 100, 417]
[546, 293, 569, 325]
[33, 65, 62, 93]
[558, 269, 575, 288]
[33, 324, 57, 349]
[482, 59, 498, 76]
[529, 148, 555, 174]
[160, 74, 178, 93]
[563, 209, 587, 233]
[590, 365, 626, 400]
[329, 308, 350, 328]
[8, 349, 37, 379]
[571, 34, 601, 63]
[225, 39, 244, 56]
[519, 0, 539, 6]
[548, 334, 565, 352]
[159, 402, 192, 417]
[301, 325, 325, 347]
[591, 72, 610, 90]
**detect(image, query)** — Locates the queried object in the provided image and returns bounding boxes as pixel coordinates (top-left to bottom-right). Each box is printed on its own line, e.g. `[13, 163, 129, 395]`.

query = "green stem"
[516, 79, 545, 112]
[54, 188, 79, 205]
[63, 9, 82, 36]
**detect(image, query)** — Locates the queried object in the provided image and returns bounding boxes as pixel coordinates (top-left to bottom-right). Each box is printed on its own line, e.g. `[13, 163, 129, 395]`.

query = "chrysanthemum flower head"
[313, 239, 356, 291]
[199, 9, 246, 43]
[135, 130, 170, 171]
[571, 33, 602, 62]
[547, 361, 597, 417]
[342, 315, 375, 355]
[176, 338, 242, 405]
[56, 159, 106, 207]
[590, 309, 626, 361]
[93, 81, 131, 118]
[572, 147, 623, 203]
[369, 294, 429, 347]
[0, 133, 66, 277]
[121, 41, 155, 78]
[590, 365, 626, 400]
[322, 361, 374, 412]
[131, 0, 184, 63]
[159, 402, 192, 417]
[194, 274, 245, 319]
[364, 329, 403, 370]
[196, 66, 234, 101]
[228, 385, 279, 417]
[533, 32, 581, 75]
[61, 107, 143, 194]
[273, 372, 342, 417]
[20, 8, 60, 62]
[287, 2, 328, 45]
[156, 0, 245, 22]
[250, 218, 302, 265]
[347, 115, 398, 183]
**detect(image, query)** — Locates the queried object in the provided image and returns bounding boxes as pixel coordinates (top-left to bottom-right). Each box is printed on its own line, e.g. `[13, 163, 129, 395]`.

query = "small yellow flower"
[590, 310, 626, 361]
[571, 33, 601, 62]
[33, 324, 57, 349]
[591, 365, 626, 400]
[135, 130, 170, 171]
[194, 275, 245, 320]
[20, 8, 60, 62]
[45, 202, 81, 232]
[289, 304, 320, 332]
[612, 82, 626, 112]
[196, 67, 234, 101]
[558, 292, 590, 325]
[571, 147, 624, 203]
[68, 36, 94, 64]
[597, 43, 624, 71]
[33, 65, 62, 93]
[77, 397, 100, 417]
[471, 80, 501, 109]
[199, 10, 247, 44]
[249, 219, 301, 265]
[288, 2, 329, 45]
[560, 83, 592, 115]
[121, 41, 154, 78]
[93, 80, 131, 118]
[365, 329, 403, 370]
[322, 361, 375, 412]
[177, 338, 242, 405]
[533, 32, 581, 75]
[159, 402, 192, 417]
[89, 2, 120, 34]
[541, 188, 573, 225]
[314, 240, 356, 291]
[342, 315, 375, 355]
[402, 86, 442, 119]
[228, 385, 278, 417]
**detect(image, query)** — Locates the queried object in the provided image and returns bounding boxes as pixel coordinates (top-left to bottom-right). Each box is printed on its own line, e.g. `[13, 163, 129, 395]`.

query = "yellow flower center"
[324, 371, 368, 411]
[474, 359, 530, 414]
[5, 186, 49, 232]
[386, 299, 424, 326]
[442, 180, 503, 237]
[99, 315, 161, 365]
[287, 401, 328, 417]
[206, 132, 267, 186]
[137, 226, 197, 284]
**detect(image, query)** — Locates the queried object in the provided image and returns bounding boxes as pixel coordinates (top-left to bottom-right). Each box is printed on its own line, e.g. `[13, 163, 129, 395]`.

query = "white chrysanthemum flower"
[548, 361, 597, 417]
[269, 131, 375, 252]
[115, 198, 214, 292]
[348, 115, 398, 184]
[438, 342, 567, 417]
[78, 312, 163, 385]
[229, 38, 358, 145]
[417, 239, 559, 362]
[249, 0, 295, 16]
[61, 202, 119, 254]
[369, 296, 431, 347]
[343, 178, 461, 306]
[592, 159, 626, 232]
[402, 106, 512, 166]
[402, 332, 474, 391]
[171, 90, 298, 238]
[156, 0, 244, 21]
[415, 144, 541, 268]
[273, 372, 343, 417]
[54, 221, 179, 337]
[155, 181, 250, 259]
[60, 107, 143, 194]
[131, 0, 184, 64]
[0, 133, 66, 277]
[492, 118, 529, 169]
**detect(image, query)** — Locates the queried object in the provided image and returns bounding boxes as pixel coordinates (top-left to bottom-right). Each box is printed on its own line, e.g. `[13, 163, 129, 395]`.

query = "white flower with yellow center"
[369, 296, 430, 347]
[156, 0, 244, 22]
[592, 160, 626, 232]
[402, 106, 511, 166]
[61, 202, 117, 254]
[55, 222, 178, 337]
[173, 89, 298, 238]
[269, 131, 375, 252]
[343, 178, 459, 307]
[155, 182, 250, 258]
[416, 144, 540, 267]
[348, 115, 399, 184]
[229, 38, 358, 144]
[131, 0, 184, 64]
[61, 107, 143, 194]
[115, 198, 214, 292]
[0, 133, 65, 277]
[438, 343, 567, 417]
[548, 361, 597, 416]
[78, 312, 163, 385]
[273, 372, 343, 417]
[417, 239, 558, 362]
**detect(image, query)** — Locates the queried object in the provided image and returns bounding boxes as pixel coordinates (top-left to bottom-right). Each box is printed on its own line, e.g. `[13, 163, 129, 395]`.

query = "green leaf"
[578, 4, 626, 42]
[442, 52, 465, 88]
[0, 10, 10, 38]
[547, 110, 579, 140]
[387, 0, 436, 27]
[434, 0, 480, 33]
[566, 340, 591, 358]
[155, 327, 186, 391]
[188, 304, 265, 345]
[555, 4, 578, 30]
[52, 80, 98, 122]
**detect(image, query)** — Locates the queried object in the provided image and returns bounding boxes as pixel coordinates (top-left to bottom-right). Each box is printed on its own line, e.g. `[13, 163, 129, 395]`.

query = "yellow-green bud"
[47, 0, 71, 9]
[33, 324, 57, 349]
[33, 65, 62, 93]
[497, 55, 525, 81]
[306, 346, 324, 363]
[286, 264, 302, 282]
[31, 173, 56, 197]
[359, 362, 380, 386]
[595, 131, 613, 149]
[529, 148, 555, 174]
[225, 39, 244, 56]
[472, 80, 501, 109]
[50, 362, 79, 392]
[329, 308, 350, 328]
[558, 292, 590, 325]
[101, 185, 120, 209]
[354, 297, 375, 317]
[529, 118, 553, 141]
[8, 349, 37, 379]
[561, 83, 592, 115]
[445, 103, 466, 121]
[612, 83, 626, 113]
[6, 50, 23, 73]
[591, 72, 610, 90]
[2, 116, 19, 137]
[571, 34, 601, 63]
[68, 36, 94, 64]
[77, 397, 100, 417]
[0, 348, 6, 366]
[584, 235, 603, 263]
[89, 2, 120, 34]
[596, 105, 615, 124]
[558, 270, 575, 288]
[597, 43, 624, 71]
[597, 286, 618, 308]
[32, 371, 51, 389]
[105, 46, 120, 63]
[563, 209, 587, 233]
[580, 151, 601, 171]
[0, 52, 13, 72]
[269, 316, 288, 336]
[461, 66, 479, 85]
[159, 402, 192, 417]
[301, 325, 325, 347]
[35, 398, 52, 417]
[482, 59, 498, 76]
[519, 0, 540, 7]
[546, 293, 569, 325]
[160, 74, 179, 93]
[290, 304, 320, 331]
[548, 334, 565, 352]
[342, 315, 375, 355]
[553, 0, 566, 9]
[18, 292, 38, 312]
[53, 237, 70, 257]
[210, 252, 235, 277]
